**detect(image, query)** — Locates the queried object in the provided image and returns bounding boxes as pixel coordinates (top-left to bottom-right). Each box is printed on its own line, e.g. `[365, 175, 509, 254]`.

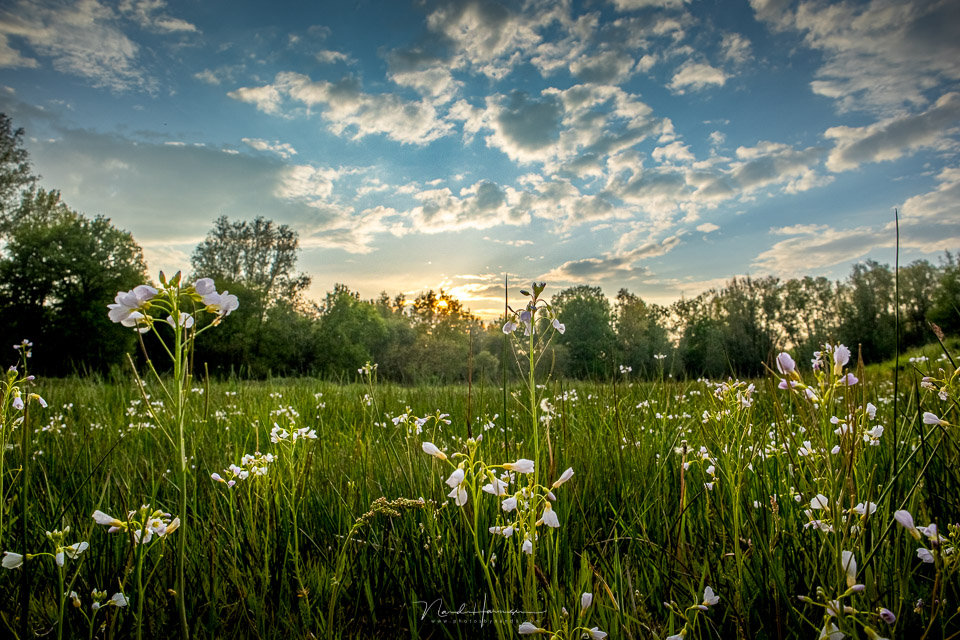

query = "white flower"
[502, 320, 518, 334]
[518, 621, 544, 635]
[864, 425, 884, 445]
[2, 552, 24, 569]
[504, 458, 535, 474]
[552, 318, 565, 334]
[502, 496, 518, 512]
[552, 467, 574, 488]
[810, 494, 830, 510]
[165, 312, 195, 329]
[539, 503, 560, 528]
[865, 402, 877, 419]
[447, 485, 468, 507]
[421, 441, 448, 460]
[841, 550, 857, 587]
[839, 373, 858, 386]
[917, 548, 934, 563]
[194, 278, 216, 295]
[522, 537, 533, 554]
[923, 412, 946, 426]
[580, 592, 593, 610]
[445, 468, 465, 488]
[107, 286, 155, 325]
[852, 502, 877, 516]
[202, 291, 240, 317]
[583, 628, 607, 639]
[702, 585, 719, 606]
[776, 352, 796, 375]
[92, 510, 123, 527]
[110, 592, 128, 607]
[60, 541, 89, 564]
[833, 345, 851, 372]
[820, 621, 845, 640]
[482, 477, 508, 496]
[894, 510, 922, 539]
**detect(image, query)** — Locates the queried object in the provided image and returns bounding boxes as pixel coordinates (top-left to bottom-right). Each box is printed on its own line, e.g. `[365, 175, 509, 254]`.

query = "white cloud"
[720, 33, 751, 64]
[895, 166, 960, 252]
[753, 167, 960, 275]
[242, 137, 297, 159]
[315, 49, 353, 64]
[753, 0, 960, 113]
[0, 34, 38, 68]
[569, 49, 636, 84]
[668, 61, 728, 93]
[696, 222, 719, 233]
[424, 1, 557, 80]
[193, 69, 219, 85]
[408, 180, 529, 233]
[752, 225, 883, 275]
[0, 0, 150, 91]
[653, 141, 694, 164]
[229, 72, 453, 145]
[609, 0, 688, 9]
[227, 84, 285, 115]
[118, 0, 198, 33]
[824, 92, 960, 172]
[453, 84, 665, 171]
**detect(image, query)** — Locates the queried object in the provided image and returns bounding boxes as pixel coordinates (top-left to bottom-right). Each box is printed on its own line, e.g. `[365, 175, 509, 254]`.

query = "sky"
[0, 0, 958, 319]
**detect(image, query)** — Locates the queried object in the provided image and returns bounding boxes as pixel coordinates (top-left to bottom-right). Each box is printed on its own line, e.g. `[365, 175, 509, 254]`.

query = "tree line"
[1, 113, 958, 381]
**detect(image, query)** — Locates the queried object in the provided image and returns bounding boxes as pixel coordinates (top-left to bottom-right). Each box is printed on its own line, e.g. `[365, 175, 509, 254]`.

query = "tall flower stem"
[173, 302, 190, 640]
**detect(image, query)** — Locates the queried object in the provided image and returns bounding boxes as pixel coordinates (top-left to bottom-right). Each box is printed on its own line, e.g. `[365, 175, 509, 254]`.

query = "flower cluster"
[661, 586, 722, 639]
[2, 526, 88, 570]
[775, 344, 858, 406]
[212, 451, 275, 487]
[502, 281, 565, 336]
[270, 423, 317, 444]
[92, 505, 180, 545]
[70, 588, 127, 611]
[894, 509, 957, 565]
[107, 275, 238, 333]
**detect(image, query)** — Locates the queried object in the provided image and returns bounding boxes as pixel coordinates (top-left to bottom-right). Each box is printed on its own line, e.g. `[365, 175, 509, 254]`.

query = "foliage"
[0, 113, 36, 230]
[0, 190, 148, 374]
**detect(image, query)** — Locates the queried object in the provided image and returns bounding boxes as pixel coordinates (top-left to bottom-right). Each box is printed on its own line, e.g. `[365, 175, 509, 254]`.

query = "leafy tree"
[929, 252, 960, 336]
[0, 190, 148, 374]
[191, 216, 312, 373]
[0, 113, 37, 231]
[314, 284, 390, 377]
[716, 276, 779, 377]
[551, 285, 616, 378]
[191, 216, 311, 312]
[614, 288, 670, 376]
[777, 276, 839, 359]
[838, 260, 896, 363]
[673, 291, 727, 378]
[898, 259, 939, 346]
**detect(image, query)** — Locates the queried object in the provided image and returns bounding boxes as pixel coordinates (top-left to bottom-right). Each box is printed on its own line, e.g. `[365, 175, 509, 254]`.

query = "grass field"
[1, 345, 958, 640]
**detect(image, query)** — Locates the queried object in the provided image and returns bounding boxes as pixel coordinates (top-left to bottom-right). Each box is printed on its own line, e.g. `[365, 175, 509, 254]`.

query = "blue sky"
[1, 0, 958, 318]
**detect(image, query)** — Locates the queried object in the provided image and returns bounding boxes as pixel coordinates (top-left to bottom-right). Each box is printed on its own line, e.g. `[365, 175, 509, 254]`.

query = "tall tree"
[551, 285, 616, 378]
[0, 190, 148, 374]
[0, 113, 38, 232]
[838, 260, 896, 363]
[191, 216, 311, 311]
[614, 288, 670, 375]
[191, 216, 312, 371]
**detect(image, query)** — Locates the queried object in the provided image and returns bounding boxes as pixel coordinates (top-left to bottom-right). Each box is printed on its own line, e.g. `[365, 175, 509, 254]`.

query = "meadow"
[0, 278, 958, 640]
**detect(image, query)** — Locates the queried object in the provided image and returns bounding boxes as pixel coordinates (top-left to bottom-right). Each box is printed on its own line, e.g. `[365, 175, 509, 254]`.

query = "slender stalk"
[172, 297, 190, 640]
